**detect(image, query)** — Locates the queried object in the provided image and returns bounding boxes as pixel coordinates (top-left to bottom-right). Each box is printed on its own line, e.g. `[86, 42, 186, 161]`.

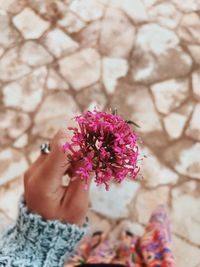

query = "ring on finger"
[40, 143, 51, 155]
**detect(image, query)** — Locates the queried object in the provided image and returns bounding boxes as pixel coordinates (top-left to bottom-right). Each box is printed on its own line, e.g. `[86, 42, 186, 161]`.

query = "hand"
[24, 129, 90, 226]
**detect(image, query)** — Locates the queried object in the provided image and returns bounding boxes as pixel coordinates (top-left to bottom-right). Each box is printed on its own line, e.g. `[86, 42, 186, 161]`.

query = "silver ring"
[62, 174, 70, 187]
[40, 143, 51, 154]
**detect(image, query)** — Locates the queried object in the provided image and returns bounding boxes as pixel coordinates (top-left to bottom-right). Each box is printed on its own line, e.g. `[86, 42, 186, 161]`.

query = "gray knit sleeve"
[0, 196, 88, 267]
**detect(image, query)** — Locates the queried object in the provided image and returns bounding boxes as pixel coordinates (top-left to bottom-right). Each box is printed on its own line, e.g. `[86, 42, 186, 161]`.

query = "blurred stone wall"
[0, 1, 200, 266]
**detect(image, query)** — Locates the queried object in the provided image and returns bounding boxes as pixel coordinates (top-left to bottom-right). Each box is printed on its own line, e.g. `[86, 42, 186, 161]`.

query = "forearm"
[0, 196, 88, 267]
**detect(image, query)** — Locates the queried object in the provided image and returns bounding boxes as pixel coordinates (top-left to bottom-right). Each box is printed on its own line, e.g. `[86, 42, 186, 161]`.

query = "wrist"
[16, 195, 89, 265]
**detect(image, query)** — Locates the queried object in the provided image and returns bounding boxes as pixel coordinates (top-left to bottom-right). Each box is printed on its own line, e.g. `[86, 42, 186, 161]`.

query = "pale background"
[0, 0, 200, 266]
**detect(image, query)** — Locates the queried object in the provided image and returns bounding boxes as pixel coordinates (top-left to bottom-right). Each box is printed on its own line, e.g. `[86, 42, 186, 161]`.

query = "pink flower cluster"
[63, 110, 140, 190]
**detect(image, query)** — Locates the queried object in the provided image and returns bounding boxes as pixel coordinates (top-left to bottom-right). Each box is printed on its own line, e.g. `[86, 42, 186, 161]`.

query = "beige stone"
[47, 69, 69, 90]
[58, 11, 86, 33]
[111, 84, 162, 133]
[0, 13, 20, 47]
[79, 21, 101, 48]
[0, 211, 13, 233]
[172, 186, 200, 245]
[0, 149, 28, 186]
[172, 235, 200, 267]
[192, 69, 200, 99]
[87, 211, 111, 236]
[132, 24, 192, 83]
[97, 0, 122, 8]
[3, 67, 47, 112]
[20, 41, 53, 66]
[13, 134, 28, 148]
[178, 13, 200, 43]
[0, 0, 24, 13]
[28, 0, 67, 19]
[122, 0, 148, 23]
[135, 187, 169, 224]
[176, 101, 194, 117]
[0, 178, 24, 219]
[164, 112, 187, 139]
[90, 180, 140, 219]
[0, 47, 31, 82]
[151, 78, 189, 115]
[26, 138, 48, 163]
[188, 45, 200, 65]
[102, 57, 128, 94]
[0, 110, 31, 139]
[13, 7, 49, 39]
[0, 47, 4, 57]
[59, 48, 101, 90]
[125, 87, 162, 133]
[143, 0, 159, 8]
[76, 83, 107, 111]
[181, 180, 198, 193]
[142, 148, 179, 188]
[43, 28, 79, 58]
[135, 24, 179, 55]
[186, 103, 200, 140]
[172, 0, 200, 12]
[33, 91, 80, 138]
[175, 142, 200, 179]
[148, 2, 182, 29]
[111, 220, 144, 239]
[100, 9, 135, 58]
[69, 0, 105, 22]
[133, 47, 192, 84]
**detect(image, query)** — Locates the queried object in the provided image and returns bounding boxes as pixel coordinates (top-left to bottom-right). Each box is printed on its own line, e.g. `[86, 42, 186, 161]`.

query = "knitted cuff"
[16, 196, 88, 266]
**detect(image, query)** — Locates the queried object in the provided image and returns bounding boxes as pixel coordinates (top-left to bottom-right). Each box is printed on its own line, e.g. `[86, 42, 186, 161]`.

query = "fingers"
[61, 171, 92, 208]
[60, 156, 91, 223]
[61, 177, 91, 225]
[65, 158, 92, 197]
[31, 154, 47, 169]
[39, 128, 72, 187]
[24, 153, 47, 185]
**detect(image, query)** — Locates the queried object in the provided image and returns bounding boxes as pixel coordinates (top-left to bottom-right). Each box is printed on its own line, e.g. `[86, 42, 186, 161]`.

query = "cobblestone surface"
[0, 1, 200, 266]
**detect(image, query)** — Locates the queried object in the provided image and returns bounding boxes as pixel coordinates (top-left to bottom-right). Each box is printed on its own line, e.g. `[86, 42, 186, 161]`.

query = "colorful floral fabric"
[65, 206, 176, 267]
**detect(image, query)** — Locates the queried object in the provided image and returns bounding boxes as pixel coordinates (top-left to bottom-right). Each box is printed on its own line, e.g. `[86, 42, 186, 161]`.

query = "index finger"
[39, 128, 72, 188]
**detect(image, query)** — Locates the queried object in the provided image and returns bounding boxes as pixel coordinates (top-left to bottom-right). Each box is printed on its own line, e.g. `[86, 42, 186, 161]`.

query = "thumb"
[63, 162, 93, 206]
[61, 174, 92, 218]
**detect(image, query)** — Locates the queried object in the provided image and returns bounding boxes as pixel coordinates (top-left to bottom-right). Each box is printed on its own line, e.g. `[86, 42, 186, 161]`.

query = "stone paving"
[0, 0, 200, 266]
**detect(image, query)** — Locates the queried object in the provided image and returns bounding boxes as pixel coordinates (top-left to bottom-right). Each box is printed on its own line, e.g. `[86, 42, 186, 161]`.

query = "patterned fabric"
[66, 206, 176, 267]
[0, 196, 88, 267]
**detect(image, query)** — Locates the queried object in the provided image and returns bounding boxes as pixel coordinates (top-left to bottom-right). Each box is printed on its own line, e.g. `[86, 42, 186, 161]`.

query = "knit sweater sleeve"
[0, 196, 88, 267]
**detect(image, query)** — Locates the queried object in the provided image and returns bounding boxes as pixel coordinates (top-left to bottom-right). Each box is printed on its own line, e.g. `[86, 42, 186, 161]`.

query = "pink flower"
[63, 110, 141, 190]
